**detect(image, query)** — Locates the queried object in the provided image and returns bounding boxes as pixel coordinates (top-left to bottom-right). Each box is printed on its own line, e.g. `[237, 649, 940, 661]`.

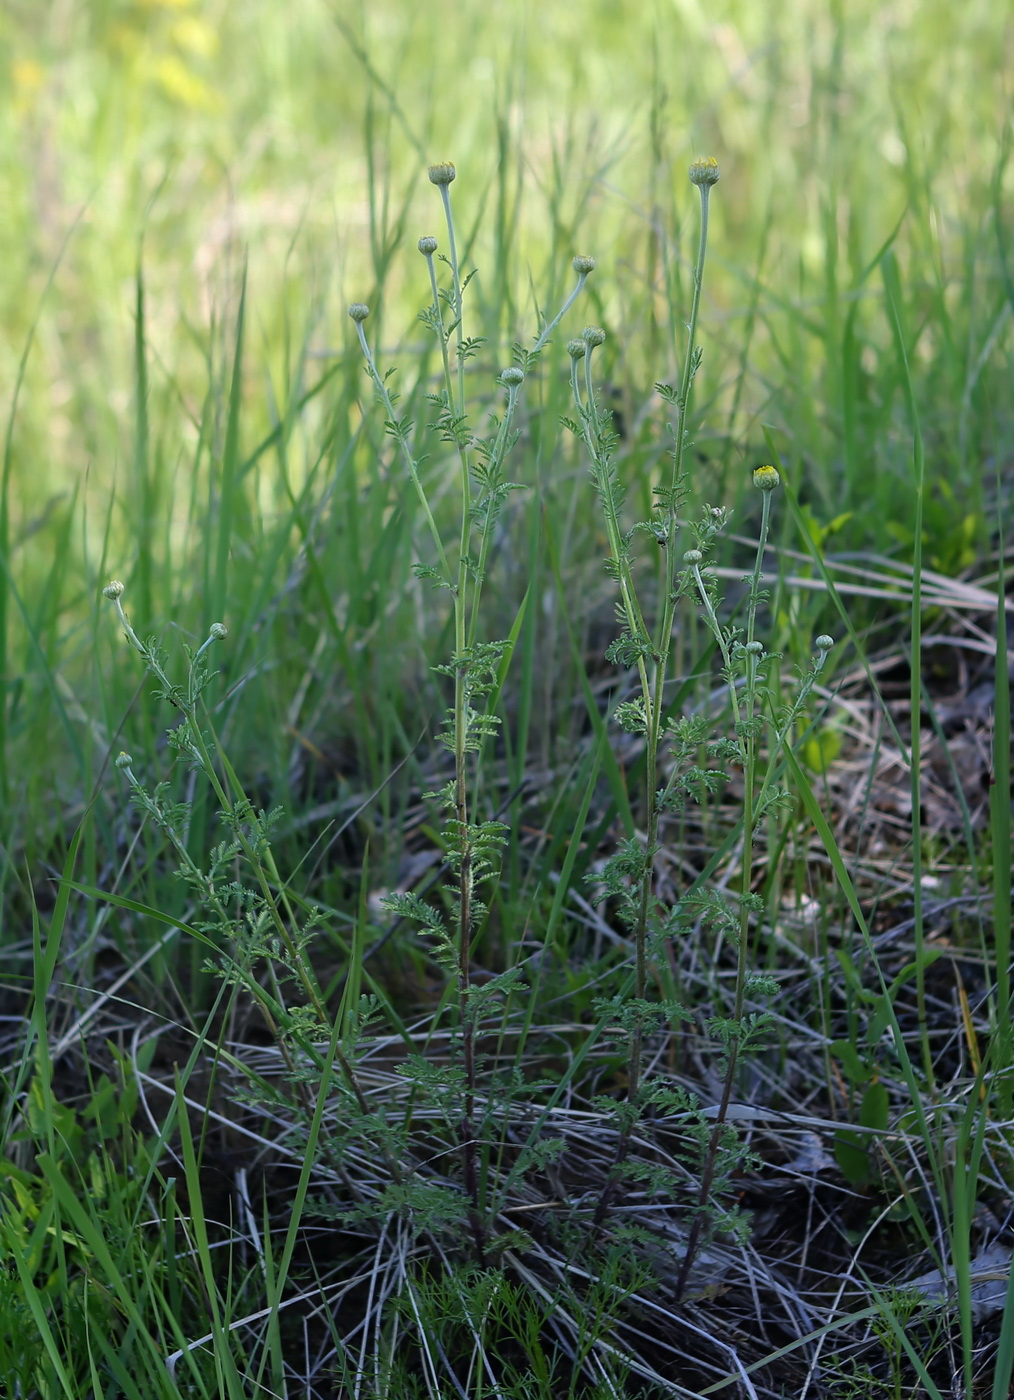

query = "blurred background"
[3, 0, 1011, 517]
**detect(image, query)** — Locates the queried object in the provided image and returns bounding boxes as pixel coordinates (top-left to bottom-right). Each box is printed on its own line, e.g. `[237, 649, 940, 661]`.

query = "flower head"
[500, 366, 525, 386]
[417, 235, 438, 256]
[582, 325, 606, 348]
[571, 255, 596, 276]
[427, 162, 456, 187]
[103, 580, 125, 599]
[348, 302, 370, 323]
[689, 156, 720, 188]
[752, 464, 780, 492]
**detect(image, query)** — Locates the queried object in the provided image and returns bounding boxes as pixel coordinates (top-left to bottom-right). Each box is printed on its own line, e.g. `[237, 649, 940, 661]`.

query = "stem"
[435, 178, 486, 1264]
[354, 320, 450, 581]
[466, 379, 523, 650]
[675, 489, 772, 1299]
[691, 562, 747, 759]
[532, 270, 590, 354]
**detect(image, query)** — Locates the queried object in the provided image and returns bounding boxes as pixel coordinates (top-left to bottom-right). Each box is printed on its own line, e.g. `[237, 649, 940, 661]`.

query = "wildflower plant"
[563, 161, 835, 1278]
[101, 154, 849, 1359]
[350, 161, 596, 1261]
[101, 581, 404, 1204]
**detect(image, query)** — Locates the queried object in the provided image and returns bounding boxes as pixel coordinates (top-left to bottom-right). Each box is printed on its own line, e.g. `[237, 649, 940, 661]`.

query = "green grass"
[1, 1, 1013, 1397]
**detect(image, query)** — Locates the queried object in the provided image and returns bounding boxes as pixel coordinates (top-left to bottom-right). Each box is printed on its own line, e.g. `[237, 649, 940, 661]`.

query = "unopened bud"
[752, 464, 780, 492]
[689, 156, 720, 187]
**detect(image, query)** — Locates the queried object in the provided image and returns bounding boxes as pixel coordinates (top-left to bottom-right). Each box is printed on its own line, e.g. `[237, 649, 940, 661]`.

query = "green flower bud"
[418, 235, 438, 256]
[500, 367, 525, 386]
[815, 635, 834, 652]
[744, 641, 764, 655]
[427, 162, 456, 186]
[103, 580, 125, 599]
[689, 156, 720, 187]
[753, 464, 780, 491]
[582, 325, 606, 347]
[683, 549, 703, 565]
[209, 622, 228, 640]
[566, 339, 587, 359]
[572, 255, 596, 275]
[348, 303, 370, 323]
[115, 751, 132, 769]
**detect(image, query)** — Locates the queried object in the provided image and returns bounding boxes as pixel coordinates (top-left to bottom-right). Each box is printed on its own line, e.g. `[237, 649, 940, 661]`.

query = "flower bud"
[103, 580, 125, 599]
[582, 325, 606, 348]
[571, 255, 596, 275]
[689, 156, 720, 187]
[500, 367, 525, 386]
[427, 162, 456, 187]
[752, 464, 780, 491]
[683, 549, 703, 565]
[418, 235, 438, 256]
[209, 622, 228, 640]
[566, 339, 587, 359]
[348, 303, 370, 323]
[744, 641, 764, 655]
[815, 635, 834, 652]
[115, 751, 133, 769]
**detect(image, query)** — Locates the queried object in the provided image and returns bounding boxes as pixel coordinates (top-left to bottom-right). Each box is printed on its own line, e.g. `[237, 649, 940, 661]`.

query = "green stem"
[675, 487, 772, 1299]
[532, 269, 591, 354]
[354, 320, 450, 581]
[434, 178, 487, 1266]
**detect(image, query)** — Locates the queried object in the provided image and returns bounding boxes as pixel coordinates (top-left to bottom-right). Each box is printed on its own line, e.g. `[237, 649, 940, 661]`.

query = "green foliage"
[1, 7, 1011, 1395]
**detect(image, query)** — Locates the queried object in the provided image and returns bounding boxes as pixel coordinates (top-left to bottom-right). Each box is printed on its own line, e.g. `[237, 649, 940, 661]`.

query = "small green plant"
[564, 158, 838, 1282]
[350, 161, 596, 1263]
